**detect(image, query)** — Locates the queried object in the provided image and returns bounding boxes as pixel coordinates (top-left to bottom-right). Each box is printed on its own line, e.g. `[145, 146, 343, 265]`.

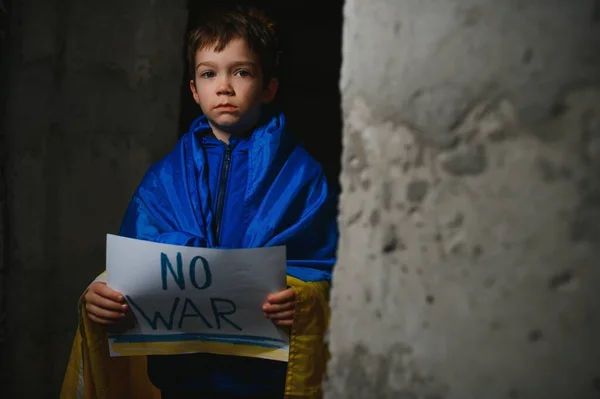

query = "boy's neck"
[210, 127, 232, 144]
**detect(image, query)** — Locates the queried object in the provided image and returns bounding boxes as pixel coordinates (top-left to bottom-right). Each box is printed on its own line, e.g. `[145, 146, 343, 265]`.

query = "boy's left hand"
[263, 288, 295, 327]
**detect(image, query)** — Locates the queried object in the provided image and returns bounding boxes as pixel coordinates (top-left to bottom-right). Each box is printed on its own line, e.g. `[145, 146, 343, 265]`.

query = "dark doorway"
[178, 1, 343, 189]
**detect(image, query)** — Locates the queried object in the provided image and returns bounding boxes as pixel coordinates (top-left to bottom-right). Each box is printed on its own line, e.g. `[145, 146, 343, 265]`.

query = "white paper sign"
[105, 234, 289, 362]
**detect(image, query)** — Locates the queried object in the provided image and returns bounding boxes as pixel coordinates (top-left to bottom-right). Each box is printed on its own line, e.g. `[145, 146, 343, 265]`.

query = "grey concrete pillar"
[327, 1, 600, 398]
[1, 1, 187, 397]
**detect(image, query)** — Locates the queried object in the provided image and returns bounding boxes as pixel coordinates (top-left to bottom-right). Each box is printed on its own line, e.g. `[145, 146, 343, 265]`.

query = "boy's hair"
[187, 6, 280, 84]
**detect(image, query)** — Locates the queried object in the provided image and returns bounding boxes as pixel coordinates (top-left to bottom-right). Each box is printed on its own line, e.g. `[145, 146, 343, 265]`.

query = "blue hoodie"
[118, 112, 338, 396]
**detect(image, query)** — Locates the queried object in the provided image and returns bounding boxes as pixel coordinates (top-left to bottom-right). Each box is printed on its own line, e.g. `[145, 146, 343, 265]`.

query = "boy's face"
[190, 38, 278, 134]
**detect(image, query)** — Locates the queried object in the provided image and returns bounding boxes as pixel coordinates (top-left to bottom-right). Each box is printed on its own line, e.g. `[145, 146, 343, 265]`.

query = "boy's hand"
[83, 282, 129, 325]
[263, 288, 295, 327]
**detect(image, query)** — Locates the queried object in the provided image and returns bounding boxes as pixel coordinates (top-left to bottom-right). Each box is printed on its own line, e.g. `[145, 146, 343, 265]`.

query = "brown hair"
[186, 6, 280, 84]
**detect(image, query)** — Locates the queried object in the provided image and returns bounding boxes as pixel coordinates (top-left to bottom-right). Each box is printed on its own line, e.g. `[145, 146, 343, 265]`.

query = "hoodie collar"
[189, 112, 287, 147]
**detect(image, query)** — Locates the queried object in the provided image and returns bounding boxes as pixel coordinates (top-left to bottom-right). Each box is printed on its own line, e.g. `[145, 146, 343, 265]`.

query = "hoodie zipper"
[215, 143, 232, 244]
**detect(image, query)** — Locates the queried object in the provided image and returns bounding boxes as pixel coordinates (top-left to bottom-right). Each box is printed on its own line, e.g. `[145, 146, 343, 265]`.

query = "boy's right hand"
[83, 282, 129, 325]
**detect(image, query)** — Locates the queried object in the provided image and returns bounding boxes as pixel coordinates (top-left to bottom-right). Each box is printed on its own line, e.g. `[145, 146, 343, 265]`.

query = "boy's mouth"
[215, 104, 237, 111]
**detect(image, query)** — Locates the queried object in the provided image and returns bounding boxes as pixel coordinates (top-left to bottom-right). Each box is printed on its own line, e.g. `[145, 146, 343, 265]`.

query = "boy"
[62, 6, 337, 399]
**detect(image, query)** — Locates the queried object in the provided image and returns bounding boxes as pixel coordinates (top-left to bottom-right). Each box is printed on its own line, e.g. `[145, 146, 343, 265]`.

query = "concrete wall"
[1, 1, 187, 397]
[327, 1, 600, 398]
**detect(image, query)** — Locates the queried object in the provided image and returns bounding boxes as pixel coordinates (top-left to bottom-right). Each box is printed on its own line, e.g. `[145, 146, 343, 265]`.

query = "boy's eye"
[200, 71, 215, 78]
[235, 69, 251, 77]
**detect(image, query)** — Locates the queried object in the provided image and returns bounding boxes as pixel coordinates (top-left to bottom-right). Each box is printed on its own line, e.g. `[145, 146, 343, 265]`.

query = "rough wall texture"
[327, 1, 600, 398]
[0, 0, 9, 366]
[1, 1, 187, 397]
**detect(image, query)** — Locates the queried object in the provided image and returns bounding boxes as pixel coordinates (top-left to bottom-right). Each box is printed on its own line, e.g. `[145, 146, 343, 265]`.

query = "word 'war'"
[126, 295, 242, 331]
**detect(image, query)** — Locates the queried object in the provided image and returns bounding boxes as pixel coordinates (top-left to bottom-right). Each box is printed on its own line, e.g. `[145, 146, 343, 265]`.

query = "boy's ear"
[262, 78, 279, 104]
[189, 80, 201, 105]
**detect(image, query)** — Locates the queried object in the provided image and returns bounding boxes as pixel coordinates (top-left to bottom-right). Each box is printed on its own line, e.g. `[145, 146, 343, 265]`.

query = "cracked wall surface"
[327, 1, 600, 398]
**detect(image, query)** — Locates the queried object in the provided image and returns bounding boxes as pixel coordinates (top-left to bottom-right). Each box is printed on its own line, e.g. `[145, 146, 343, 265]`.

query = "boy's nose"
[216, 79, 234, 96]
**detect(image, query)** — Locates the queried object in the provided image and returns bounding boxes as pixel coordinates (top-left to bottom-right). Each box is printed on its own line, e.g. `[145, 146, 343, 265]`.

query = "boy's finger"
[94, 283, 125, 303]
[88, 313, 118, 325]
[87, 291, 128, 312]
[267, 288, 295, 304]
[262, 301, 294, 313]
[273, 319, 293, 327]
[265, 310, 294, 320]
[86, 303, 126, 320]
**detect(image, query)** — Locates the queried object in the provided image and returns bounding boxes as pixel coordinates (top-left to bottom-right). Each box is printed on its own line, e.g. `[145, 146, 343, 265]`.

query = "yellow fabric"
[60, 275, 330, 399]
